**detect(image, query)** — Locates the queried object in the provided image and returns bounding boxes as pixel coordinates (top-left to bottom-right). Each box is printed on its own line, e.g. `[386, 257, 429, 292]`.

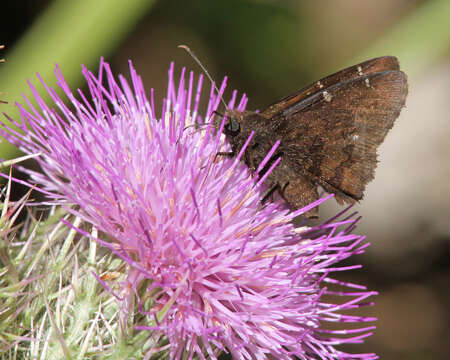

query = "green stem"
[0, 0, 156, 160]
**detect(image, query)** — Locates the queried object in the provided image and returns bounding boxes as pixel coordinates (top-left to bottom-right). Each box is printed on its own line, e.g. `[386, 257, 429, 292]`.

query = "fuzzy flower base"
[0, 59, 377, 359]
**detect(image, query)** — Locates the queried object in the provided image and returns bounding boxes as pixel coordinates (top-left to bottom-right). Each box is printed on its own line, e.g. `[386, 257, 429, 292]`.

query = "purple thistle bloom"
[1, 60, 378, 359]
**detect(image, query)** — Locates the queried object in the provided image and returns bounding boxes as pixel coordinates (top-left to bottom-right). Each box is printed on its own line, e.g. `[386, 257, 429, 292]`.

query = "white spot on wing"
[357, 66, 363, 76]
[322, 91, 333, 102]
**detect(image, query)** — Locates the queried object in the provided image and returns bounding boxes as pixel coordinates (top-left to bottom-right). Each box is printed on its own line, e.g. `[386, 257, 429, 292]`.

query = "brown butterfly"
[223, 56, 408, 217]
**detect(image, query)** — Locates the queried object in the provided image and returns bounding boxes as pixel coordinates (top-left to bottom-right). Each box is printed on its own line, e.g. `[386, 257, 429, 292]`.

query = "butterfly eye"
[224, 118, 240, 136]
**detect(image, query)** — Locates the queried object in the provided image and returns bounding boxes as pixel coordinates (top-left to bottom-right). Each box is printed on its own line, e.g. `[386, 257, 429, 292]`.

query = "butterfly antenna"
[178, 45, 228, 111]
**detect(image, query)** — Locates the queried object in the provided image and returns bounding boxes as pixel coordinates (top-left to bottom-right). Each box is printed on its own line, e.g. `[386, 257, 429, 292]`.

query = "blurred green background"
[1, 0, 449, 359]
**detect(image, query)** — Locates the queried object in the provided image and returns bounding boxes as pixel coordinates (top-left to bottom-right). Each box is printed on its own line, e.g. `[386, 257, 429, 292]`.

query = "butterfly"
[223, 56, 408, 217]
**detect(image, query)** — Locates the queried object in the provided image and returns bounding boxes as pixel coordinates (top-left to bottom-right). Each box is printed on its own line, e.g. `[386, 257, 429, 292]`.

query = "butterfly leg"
[261, 183, 281, 204]
[213, 151, 235, 164]
[216, 151, 234, 157]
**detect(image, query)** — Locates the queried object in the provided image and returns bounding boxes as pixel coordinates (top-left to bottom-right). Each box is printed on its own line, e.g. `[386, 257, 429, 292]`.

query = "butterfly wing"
[262, 56, 401, 119]
[273, 69, 408, 205]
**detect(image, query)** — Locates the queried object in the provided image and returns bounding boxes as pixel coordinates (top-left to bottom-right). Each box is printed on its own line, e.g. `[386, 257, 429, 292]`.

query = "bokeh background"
[1, 1, 449, 359]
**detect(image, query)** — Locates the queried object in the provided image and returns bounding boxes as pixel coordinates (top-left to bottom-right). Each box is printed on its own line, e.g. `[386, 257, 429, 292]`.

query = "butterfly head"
[224, 117, 240, 136]
[223, 109, 245, 137]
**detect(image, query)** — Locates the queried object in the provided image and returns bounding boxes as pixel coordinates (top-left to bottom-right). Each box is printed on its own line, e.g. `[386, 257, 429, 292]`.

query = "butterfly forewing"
[262, 56, 401, 119]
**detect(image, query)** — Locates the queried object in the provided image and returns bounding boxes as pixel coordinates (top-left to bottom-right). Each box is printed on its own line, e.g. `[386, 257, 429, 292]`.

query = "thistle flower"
[0, 59, 378, 359]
